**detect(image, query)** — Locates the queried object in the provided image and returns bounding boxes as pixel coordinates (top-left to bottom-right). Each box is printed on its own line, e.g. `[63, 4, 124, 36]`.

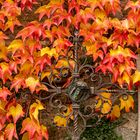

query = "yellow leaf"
[84, 41, 97, 55]
[54, 116, 67, 127]
[120, 95, 134, 112]
[117, 76, 124, 87]
[95, 99, 102, 109]
[8, 39, 24, 54]
[25, 38, 36, 47]
[20, 61, 33, 75]
[54, 105, 73, 127]
[5, 18, 21, 33]
[55, 59, 75, 68]
[35, 5, 50, 14]
[40, 47, 58, 58]
[63, 105, 73, 117]
[7, 104, 24, 123]
[132, 70, 140, 84]
[40, 125, 48, 140]
[95, 90, 112, 113]
[101, 102, 111, 114]
[119, 64, 126, 75]
[41, 71, 51, 80]
[29, 100, 44, 123]
[0, 62, 9, 73]
[25, 77, 40, 93]
[122, 72, 131, 85]
[22, 132, 29, 140]
[0, 41, 8, 61]
[102, 36, 113, 46]
[41, 69, 59, 81]
[0, 100, 6, 112]
[109, 105, 120, 120]
[93, 8, 107, 20]
[86, 0, 103, 11]
[101, 92, 111, 99]
[45, 30, 53, 41]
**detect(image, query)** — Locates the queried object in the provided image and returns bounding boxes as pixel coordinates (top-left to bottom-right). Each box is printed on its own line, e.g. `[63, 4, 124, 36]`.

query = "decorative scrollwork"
[39, 31, 136, 140]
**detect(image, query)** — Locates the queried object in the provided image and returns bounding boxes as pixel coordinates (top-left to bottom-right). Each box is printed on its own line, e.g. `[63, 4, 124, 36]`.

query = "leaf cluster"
[0, 0, 139, 139]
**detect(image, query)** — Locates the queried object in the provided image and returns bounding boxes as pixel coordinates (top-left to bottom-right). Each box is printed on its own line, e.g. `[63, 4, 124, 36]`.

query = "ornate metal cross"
[39, 30, 135, 140]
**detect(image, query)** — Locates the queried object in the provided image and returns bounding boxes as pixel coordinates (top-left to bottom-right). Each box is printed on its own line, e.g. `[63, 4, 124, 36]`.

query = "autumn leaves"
[0, 0, 139, 139]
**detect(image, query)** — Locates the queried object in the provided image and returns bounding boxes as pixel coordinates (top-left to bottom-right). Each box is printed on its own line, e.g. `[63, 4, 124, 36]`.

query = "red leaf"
[20, 118, 40, 138]
[72, 8, 95, 28]
[16, 21, 46, 41]
[11, 75, 26, 92]
[20, 0, 37, 11]
[35, 55, 51, 72]
[35, 0, 64, 20]
[0, 87, 11, 101]
[2, 1, 21, 17]
[52, 9, 72, 26]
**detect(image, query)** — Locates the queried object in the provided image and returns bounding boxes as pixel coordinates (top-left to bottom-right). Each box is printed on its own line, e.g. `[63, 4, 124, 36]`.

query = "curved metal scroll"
[38, 30, 135, 140]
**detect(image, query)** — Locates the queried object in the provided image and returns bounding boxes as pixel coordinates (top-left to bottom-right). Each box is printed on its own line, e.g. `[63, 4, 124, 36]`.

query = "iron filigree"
[38, 30, 135, 140]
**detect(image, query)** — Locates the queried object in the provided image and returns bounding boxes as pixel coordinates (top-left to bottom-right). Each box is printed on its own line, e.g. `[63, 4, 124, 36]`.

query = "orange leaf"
[0, 131, 4, 140]
[20, 117, 48, 140]
[11, 75, 25, 92]
[25, 77, 40, 93]
[20, 118, 40, 138]
[35, 0, 64, 19]
[110, 46, 136, 59]
[95, 90, 112, 114]
[0, 31, 8, 41]
[54, 116, 67, 127]
[109, 105, 120, 120]
[55, 59, 75, 69]
[8, 39, 24, 55]
[125, 0, 140, 12]
[29, 100, 44, 122]
[132, 70, 140, 84]
[0, 62, 12, 83]
[53, 38, 72, 50]
[101, 102, 111, 114]
[120, 95, 134, 112]
[122, 72, 131, 85]
[4, 123, 18, 140]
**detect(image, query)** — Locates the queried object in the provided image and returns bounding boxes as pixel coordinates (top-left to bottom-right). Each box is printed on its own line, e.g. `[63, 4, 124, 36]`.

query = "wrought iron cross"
[40, 30, 135, 140]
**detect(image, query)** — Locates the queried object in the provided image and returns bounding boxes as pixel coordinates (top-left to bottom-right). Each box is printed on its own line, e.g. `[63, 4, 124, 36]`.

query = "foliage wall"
[0, 0, 140, 139]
